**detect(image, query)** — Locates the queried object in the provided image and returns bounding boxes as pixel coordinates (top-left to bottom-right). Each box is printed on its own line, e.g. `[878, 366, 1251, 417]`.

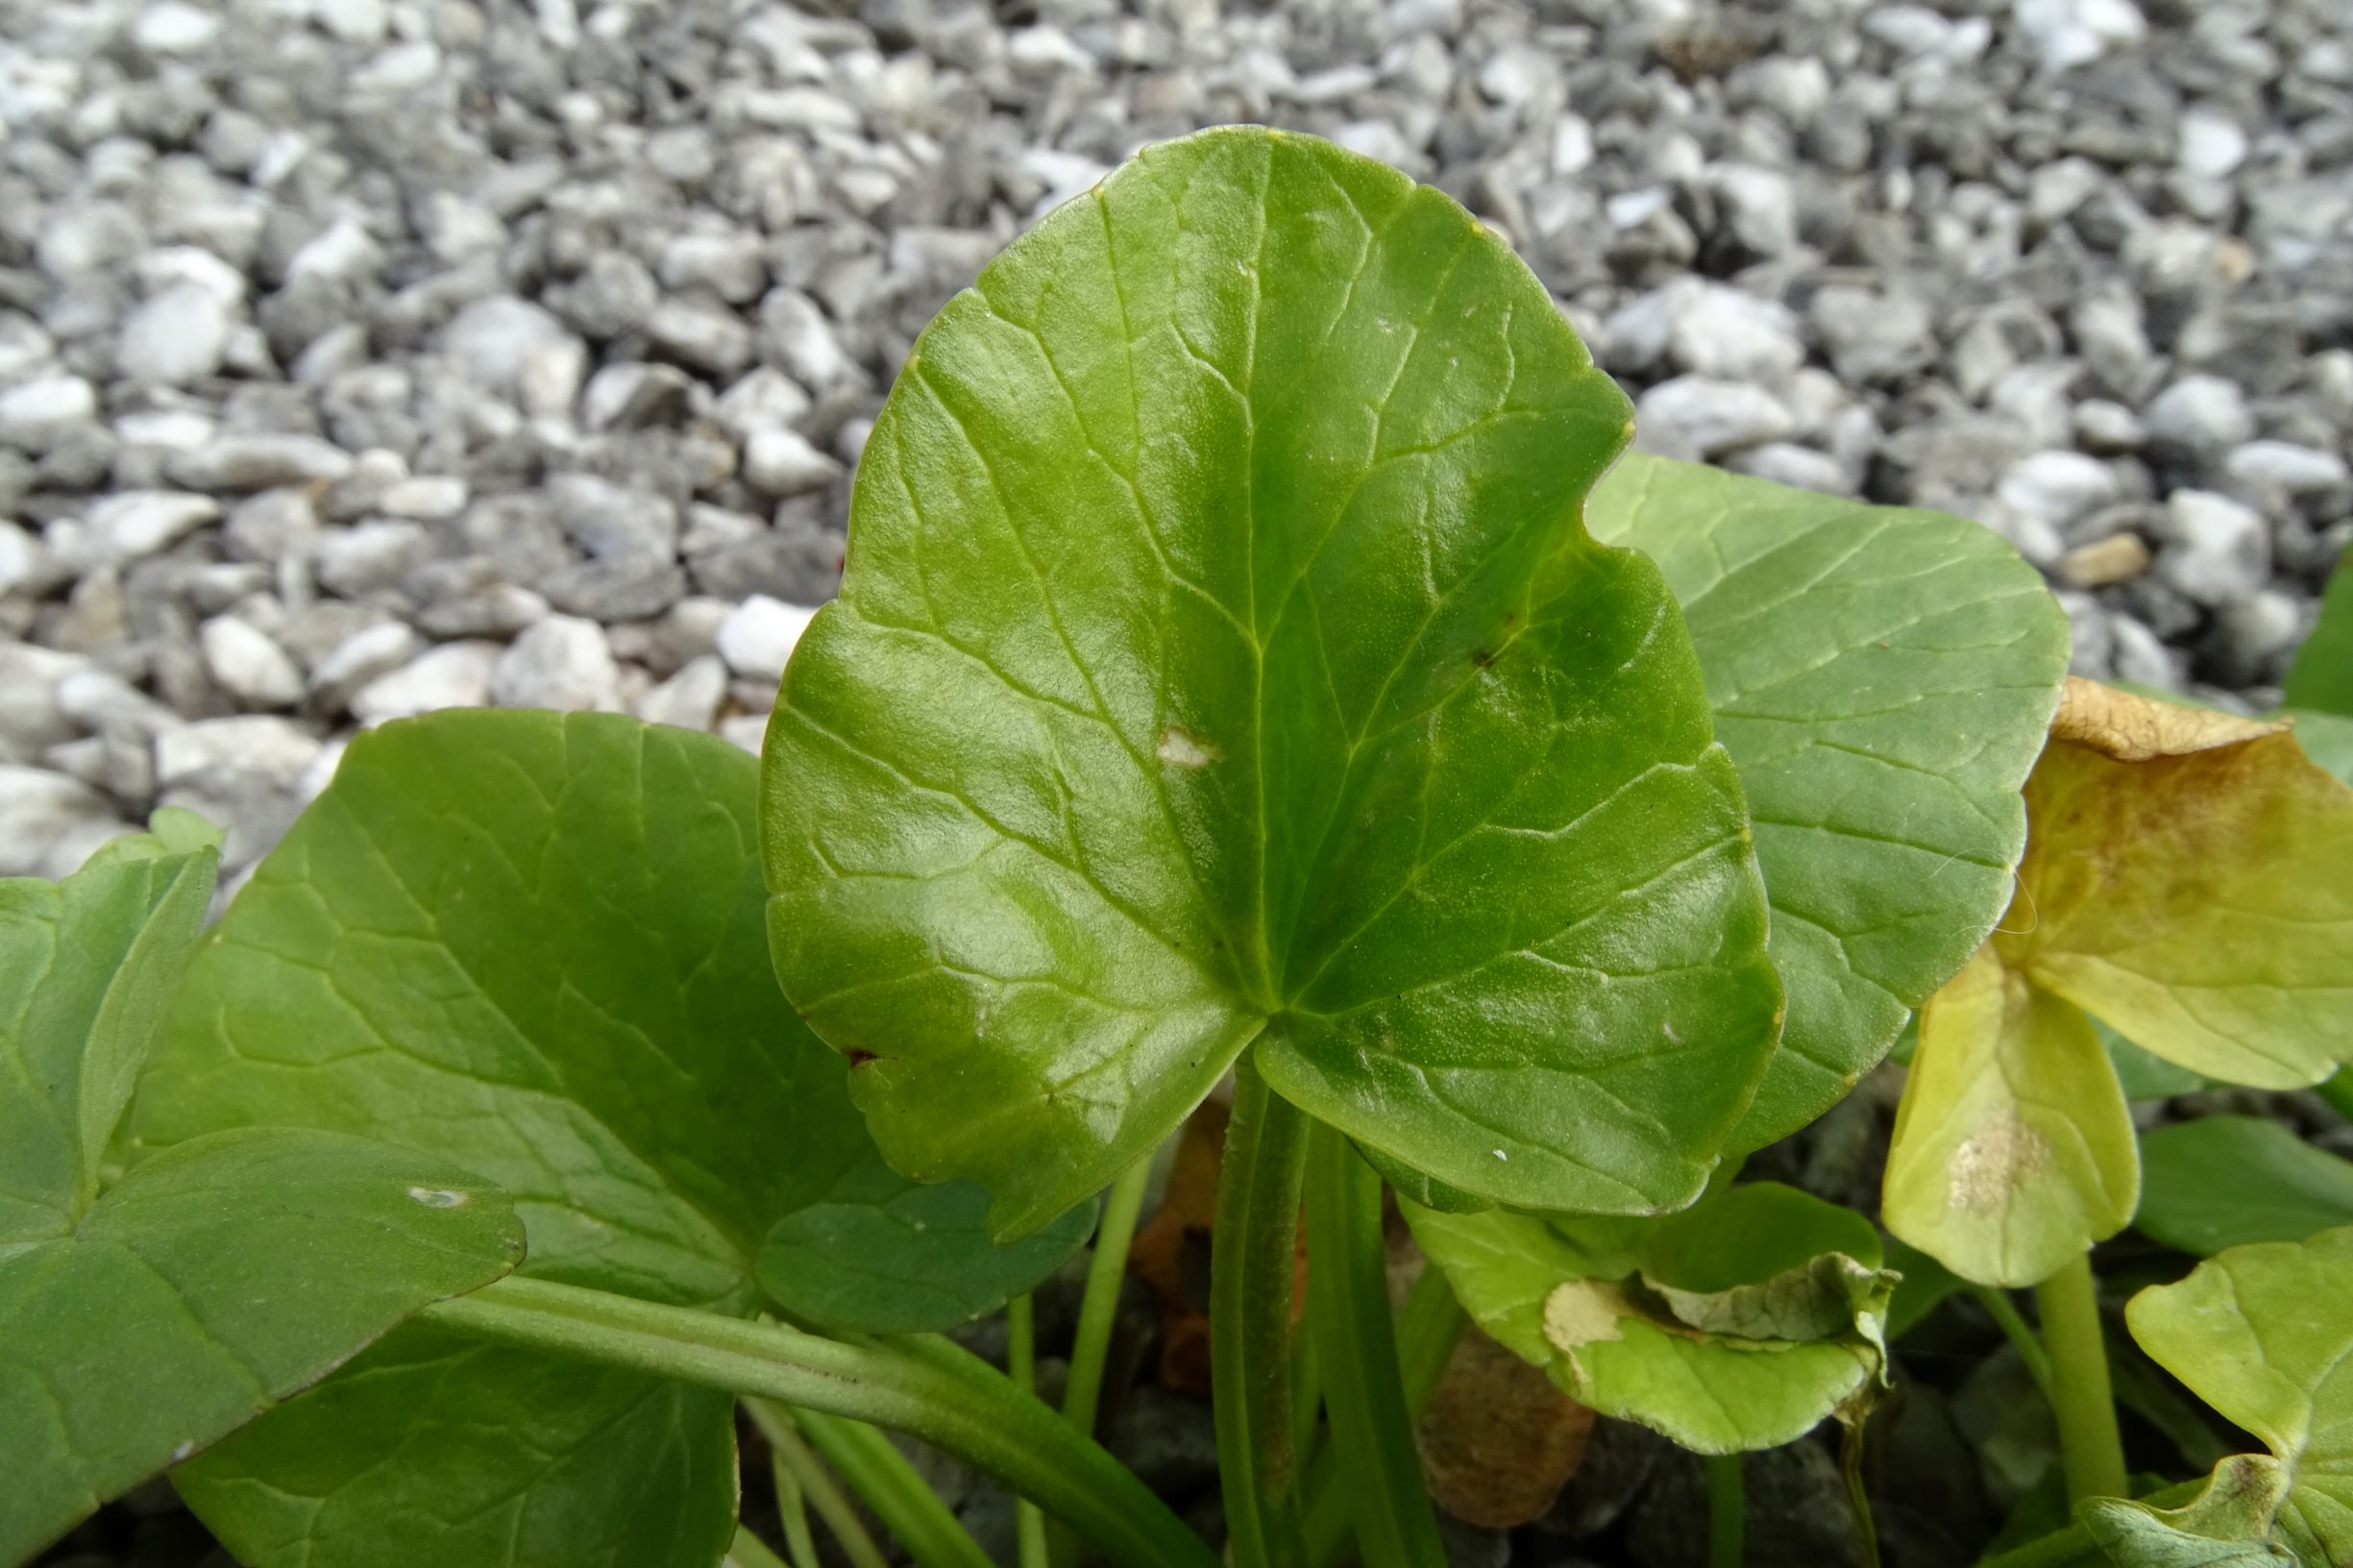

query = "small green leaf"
[1585, 453, 2070, 1151]
[1882, 946, 2139, 1287]
[1, 813, 218, 1236]
[134, 712, 1084, 1566]
[762, 125, 1781, 1237]
[2110, 1227, 2353, 1565]
[2138, 1116, 2353, 1258]
[0, 1127, 524, 1562]
[2283, 547, 2353, 719]
[1405, 1183, 1894, 1454]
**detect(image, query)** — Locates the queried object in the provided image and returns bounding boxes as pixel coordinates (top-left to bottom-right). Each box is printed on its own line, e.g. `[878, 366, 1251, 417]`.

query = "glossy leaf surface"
[1996, 682, 2353, 1090]
[134, 712, 1083, 1566]
[1405, 1182, 1894, 1453]
[2138, 1117, 2353, 1258]
[2105, 1228, 2353, 1565]
[0, 1129, 523, 1562]
[1585, 453, 2068, 1150]
[762, 126, 1780, 1237]
[1883, 945, 2139, 1287]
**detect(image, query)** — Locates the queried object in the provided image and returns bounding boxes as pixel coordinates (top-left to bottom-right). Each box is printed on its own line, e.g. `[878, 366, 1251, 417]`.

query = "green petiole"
[423, 1276, 1217, 1568]
[1213, 1057, 1315, 1568]
[1302, 1125, 1448, 1568]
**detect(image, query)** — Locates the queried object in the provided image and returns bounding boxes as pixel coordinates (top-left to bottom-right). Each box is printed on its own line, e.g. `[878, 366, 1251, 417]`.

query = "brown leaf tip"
[2047, 675, 2286, 763]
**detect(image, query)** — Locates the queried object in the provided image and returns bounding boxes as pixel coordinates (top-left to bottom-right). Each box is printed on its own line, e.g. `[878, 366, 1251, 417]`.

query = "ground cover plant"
[7, 126, 2353, 1568]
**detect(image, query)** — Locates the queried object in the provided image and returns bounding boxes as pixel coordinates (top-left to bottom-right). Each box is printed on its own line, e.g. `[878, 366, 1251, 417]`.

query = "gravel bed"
[11, 3, 2353, 1562]
[0, 0, 2347, 894]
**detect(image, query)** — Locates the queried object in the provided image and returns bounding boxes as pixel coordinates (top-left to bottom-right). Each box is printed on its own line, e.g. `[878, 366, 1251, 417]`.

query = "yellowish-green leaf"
[2080, 1456, 2298, 1566]
[2099, 1228, 2353, 1565]
[1883, 945, 2139, 1287]
[1995, 680, 2353, 1090]
[1405, 1183, 1894, 1454]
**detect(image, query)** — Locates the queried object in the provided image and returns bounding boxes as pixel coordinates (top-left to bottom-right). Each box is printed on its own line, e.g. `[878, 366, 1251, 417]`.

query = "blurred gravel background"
[0, 0, 2348, 893]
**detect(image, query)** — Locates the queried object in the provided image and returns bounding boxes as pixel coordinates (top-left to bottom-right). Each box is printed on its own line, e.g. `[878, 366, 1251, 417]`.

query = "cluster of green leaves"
[9, 716, 1094, 1564]
[12, 124, 2353, 1568]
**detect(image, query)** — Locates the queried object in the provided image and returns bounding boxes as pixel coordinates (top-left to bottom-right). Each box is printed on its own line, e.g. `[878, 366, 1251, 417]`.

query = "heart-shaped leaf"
[2093, 1227, 2353, 1565]
[131, 711, 1088, 1566]
[761, 125, 1780, 1238]
[0, 1128, 525, 1562]
[1584, 453, 2069, 1151]
[2138, 1117, 2353, 1259]
[1404, 1183, 1894, 1454]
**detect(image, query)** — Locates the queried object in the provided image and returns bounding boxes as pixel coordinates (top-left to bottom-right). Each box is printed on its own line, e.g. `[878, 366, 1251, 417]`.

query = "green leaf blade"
[135, 710, 1084, 1565]
[765, 126, 1780, 1236]
[2283, 547, 2353, 719]
[0, 819, 219, 1238]
[2120, 1227, 2353, 1565]
[2138, 1117, 2353, 1258]
[1585, 453, 2071, 1150]
[0, 1127, 524, 1563]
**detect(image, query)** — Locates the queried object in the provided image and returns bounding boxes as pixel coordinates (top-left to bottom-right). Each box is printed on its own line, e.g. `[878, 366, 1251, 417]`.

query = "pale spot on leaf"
[1542, 1280, 1630, 1353]
[406, 1186, 469, 1209]
[1946, 1112, 2045, 1215]
[1156, 727, 1217, 769]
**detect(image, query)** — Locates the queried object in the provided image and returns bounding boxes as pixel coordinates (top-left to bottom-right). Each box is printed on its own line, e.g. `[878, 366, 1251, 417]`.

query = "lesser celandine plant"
[6, 125, 2346, 1568]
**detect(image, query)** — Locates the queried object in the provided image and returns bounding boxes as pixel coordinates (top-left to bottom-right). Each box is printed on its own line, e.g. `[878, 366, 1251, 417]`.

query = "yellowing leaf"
[2047, 675, 2285, 761]
[2096, 1227, 2353, 1565]
[1883, 945, 2138, 1287]
[1996, 681, 2353, 1089]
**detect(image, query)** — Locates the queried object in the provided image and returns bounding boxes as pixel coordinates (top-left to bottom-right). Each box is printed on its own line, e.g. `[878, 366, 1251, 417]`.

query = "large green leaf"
[2099, 1227, 2353, 1565]
[1585, 454, 2069, 1151]
[761, 124, 1780, 1238]
[0, 1128, 525, 1563]
[2283, 547, 2353, 719]
[131, 711, 1086, 1566]
[1404, 1182, 1894, 1453]
[2138, 1116, 2353, 1259]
